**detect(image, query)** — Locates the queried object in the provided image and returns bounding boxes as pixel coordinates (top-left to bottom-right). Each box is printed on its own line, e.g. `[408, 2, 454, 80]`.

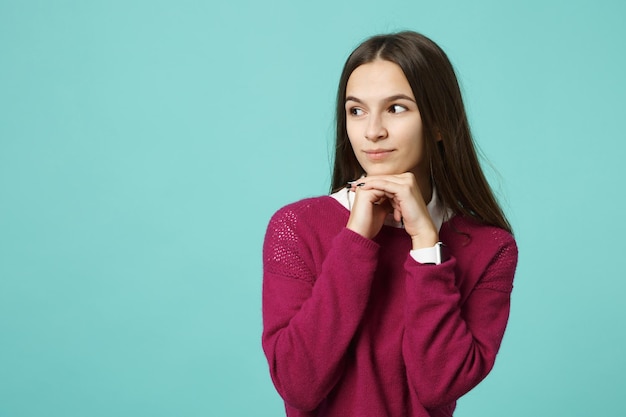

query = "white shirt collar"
[330, 186, 450, 232]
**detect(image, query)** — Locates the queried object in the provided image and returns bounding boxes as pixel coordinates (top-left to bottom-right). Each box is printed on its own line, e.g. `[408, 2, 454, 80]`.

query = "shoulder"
[270, 195, 337, 216]
[263, 196, 347, 281]
[442, 215, 518, 287]
[264, 196, 347, 247]
[443, 215, 516, 252]
[267, 196, 346, 232]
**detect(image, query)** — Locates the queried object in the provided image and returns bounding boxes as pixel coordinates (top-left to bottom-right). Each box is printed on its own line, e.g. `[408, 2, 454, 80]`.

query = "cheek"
[346, 124, 361, 150]
[406, 121, 425, 149]
[345, 120, 357, 140]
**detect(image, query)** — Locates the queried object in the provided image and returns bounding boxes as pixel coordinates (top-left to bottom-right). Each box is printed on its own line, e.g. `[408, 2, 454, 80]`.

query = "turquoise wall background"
[1, 0, 624, 416]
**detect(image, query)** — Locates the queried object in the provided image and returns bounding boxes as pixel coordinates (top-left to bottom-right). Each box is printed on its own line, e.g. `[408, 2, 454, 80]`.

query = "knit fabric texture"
[262, 196, 518, 417]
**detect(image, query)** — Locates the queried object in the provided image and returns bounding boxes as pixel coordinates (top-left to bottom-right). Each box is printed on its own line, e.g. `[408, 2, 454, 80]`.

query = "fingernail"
[356, 182, 365, 187]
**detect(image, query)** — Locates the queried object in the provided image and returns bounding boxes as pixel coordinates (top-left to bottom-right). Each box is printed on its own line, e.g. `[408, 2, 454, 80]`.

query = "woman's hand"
[346, 173, 439, 250]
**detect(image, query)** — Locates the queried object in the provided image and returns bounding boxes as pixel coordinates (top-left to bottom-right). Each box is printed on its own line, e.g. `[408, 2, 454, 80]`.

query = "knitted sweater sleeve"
[261, 205, 379, 411]
[402, 229, 518, 408]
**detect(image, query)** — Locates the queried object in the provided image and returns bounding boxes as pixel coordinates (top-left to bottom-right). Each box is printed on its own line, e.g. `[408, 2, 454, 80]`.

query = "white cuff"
[410, 242, 449, 265]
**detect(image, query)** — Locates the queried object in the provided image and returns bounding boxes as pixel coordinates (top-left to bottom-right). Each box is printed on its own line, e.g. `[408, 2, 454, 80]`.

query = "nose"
[364, 113, 387, 141]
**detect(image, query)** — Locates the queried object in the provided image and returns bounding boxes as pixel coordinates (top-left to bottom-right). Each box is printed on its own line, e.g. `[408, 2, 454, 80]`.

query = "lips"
[364, 149, 394, 160]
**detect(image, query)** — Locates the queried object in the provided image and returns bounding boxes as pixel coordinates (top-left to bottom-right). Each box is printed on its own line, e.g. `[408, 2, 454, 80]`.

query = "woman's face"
[345, 59, 427, 178]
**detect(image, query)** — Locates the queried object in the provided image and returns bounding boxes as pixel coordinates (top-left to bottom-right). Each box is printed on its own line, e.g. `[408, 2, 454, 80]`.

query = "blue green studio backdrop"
[1, 0, 624, 416]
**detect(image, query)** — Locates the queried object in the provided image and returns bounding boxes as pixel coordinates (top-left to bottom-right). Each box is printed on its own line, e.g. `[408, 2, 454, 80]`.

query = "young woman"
[262, 31, 518, 417]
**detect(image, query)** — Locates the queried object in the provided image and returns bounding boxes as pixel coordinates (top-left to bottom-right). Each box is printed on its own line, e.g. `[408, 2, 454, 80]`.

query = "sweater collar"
[330, 185, 450, 232]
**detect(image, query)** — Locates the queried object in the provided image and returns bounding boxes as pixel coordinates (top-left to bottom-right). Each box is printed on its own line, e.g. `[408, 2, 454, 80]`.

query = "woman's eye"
[389, 104, 407, 114]
[349, 107, 364, 116]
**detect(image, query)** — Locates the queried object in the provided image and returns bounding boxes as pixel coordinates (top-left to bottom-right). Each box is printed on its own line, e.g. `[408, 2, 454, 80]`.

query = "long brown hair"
[331, 31, 512, 234]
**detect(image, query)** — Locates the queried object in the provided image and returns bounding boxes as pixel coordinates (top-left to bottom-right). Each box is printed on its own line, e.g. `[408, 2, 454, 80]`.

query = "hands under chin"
[345, 173, 439, 250]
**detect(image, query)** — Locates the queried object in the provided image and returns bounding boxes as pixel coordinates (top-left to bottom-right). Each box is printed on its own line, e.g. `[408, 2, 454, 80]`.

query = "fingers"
[349, 173, 429, 224]
[346, 185, 392, 239]
[349, 173, 416, 193]
[350, 177, 419, 208]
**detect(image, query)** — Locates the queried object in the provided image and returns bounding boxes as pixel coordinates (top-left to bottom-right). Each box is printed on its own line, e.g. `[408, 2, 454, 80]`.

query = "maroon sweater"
[262, 196, 518, 417]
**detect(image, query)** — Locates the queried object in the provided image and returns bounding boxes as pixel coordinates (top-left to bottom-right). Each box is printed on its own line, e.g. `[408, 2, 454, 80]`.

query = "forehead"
[346, 60, 413, 98]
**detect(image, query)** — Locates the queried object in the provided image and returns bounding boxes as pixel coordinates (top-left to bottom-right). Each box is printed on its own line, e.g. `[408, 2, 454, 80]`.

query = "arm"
[402, 236, 518, 407]
[262, 208, 379, 411]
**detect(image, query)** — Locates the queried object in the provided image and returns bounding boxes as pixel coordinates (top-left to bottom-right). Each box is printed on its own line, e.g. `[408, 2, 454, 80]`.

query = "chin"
[365, 167, 404, 176]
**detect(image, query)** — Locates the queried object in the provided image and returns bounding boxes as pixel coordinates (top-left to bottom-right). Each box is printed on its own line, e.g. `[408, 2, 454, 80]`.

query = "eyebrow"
[345, 94, 416, 104]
